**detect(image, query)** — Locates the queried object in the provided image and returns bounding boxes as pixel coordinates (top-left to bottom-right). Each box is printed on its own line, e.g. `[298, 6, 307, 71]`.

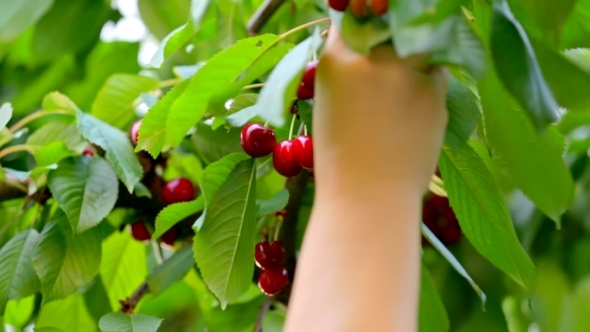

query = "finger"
[350, 0, 367, 18]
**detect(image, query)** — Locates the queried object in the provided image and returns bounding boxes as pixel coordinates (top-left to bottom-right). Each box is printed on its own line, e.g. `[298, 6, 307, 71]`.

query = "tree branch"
[276, 169, 310, 304]
[247, 0, 287, 36]
[120, 282, 150, 314]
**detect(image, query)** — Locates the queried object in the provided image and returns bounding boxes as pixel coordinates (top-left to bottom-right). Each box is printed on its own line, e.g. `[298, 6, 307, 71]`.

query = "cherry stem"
[151, 240, 164, 265]
[257, 157, 272, 170]
[304, 124, 308, 136]
[243, 83, 265, 89]
[273, 217, 282, 241]
[10, 109, 73, 134]
[0, 144, 36, 160]
[288, 114, 297, 140]
[263, 120, 269, 127]
[279, 17, 331, 39]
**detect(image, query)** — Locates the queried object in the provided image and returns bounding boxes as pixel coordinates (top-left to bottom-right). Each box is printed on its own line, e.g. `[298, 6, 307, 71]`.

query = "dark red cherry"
[301, 60, 318, 90]
[161, 226, 178, 246]
[130, 120, 142, 146]
[328, 0, 350, 11]
[293, 135, 314, 169]
[240, 123, 277, 158]
[255, 241, 286, 269]
[296, 84, 314, 100]
[82, 147, 94, 157]
[371, 0, 388, 15]
[130, 221, 151, 241]
[441, 226, 461, 245]
[162, 178, 196, 205]
[258, 267, 289, 296]
[273, 140, 303, 177]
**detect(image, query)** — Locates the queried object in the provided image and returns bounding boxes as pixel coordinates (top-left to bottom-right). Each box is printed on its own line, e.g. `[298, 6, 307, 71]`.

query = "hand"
[313, 25, 449, 199]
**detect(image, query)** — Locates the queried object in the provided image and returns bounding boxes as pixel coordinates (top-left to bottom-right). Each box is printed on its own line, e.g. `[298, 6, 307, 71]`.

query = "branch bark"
[120, 282, 150, 314]
[246, 0, 287, 35]
[253, 296, 273, 332]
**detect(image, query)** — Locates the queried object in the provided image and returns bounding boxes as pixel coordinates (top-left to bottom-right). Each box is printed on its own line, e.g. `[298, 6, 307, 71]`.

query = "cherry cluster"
[123, 121, 198, 245]
[422, 194, 461, 246]
[255, 241, 289, 296]
[241, 61, 317, 177]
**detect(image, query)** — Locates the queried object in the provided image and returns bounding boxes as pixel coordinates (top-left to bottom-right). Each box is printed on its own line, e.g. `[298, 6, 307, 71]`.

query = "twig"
[120, 282, 150, 314]
[247, 0, 287, 36]
[253, 297, 273, 332]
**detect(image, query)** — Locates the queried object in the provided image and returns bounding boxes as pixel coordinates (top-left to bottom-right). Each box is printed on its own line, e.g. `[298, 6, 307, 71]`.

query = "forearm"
[285, 183, 422, 332]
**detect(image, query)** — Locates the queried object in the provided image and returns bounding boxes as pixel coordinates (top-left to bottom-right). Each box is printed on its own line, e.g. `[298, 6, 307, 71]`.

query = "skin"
[284, 23, 448, 332]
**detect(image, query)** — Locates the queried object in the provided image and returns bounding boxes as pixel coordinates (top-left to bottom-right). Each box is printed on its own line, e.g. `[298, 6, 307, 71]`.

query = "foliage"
[0, 0, 590, 331]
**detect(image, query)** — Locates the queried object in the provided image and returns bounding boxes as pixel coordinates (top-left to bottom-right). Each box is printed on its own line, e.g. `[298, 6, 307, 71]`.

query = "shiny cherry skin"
[296, 83, 314, 100]
[130, 120, 142, 146]
[328, 0, 350, 11]
[273, 140, 303, 177]
[258, 267, 289, 296]
[301, 60, 318, 90]
[162, 178, 196, 205]
[293, 135, 314, 169]
[371, 0, 388, 15]
[130, 221, 151, 241]
[240, 123, 277, 158]
[161, 226, 178, 246]
[82, 147, 94, 157]
[255, 241, 286, 269]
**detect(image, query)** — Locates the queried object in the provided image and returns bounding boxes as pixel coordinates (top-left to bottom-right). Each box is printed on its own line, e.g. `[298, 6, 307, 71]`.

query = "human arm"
[284, 23, 448, 331]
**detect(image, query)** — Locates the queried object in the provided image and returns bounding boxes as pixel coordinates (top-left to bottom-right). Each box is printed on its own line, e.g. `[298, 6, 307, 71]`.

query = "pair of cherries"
[129, 177, 196, 245]
[296, 61, 318, 100]
[328, 0, 387, 16]
[255, 241, 289, 296]
[422, 194, 461, 246]
[241, 124, 314, 177]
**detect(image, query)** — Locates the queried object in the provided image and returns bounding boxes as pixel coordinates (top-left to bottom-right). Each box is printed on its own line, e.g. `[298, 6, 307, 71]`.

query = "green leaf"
[478, 63, 575, 225]
[91, 74, 159, 128]
[189, 122, 243, 165]
[421, 224, 486, 305]
[154, 197, 204, 239]
[0, 0, 53, 43]
[100, 230, 147, 310]
[26, 121, 86, 153]
[34, 141, 76, 167]
[530, 38, 590, 112]
[133, 182, 152, 199]
[229, 94, 258, 113]
[559, 0, 590, 49]
[99, 312, 162, 332]
[82, 276, 112, 323]
[200, 153, 251, 207]
[418, 265, 450, 332]
[0, 103, 13, 131]
[4, 296, 34, 329]
[0, 230, 40, 312]
[439, 141, 536, 289]
[257, 188, 289, 216]
[139, 34, 281, 156]
[146, 245, 194, 295]
[33, 210, 102, 304]
[445, 76, 480, 147]
[150, 23, 195, 68]
[254, 30, 323, 127]
[506, 0, 577, 38]
[490, 1, 559, 129]
[42, 91, 79, 115]
[194, 158, 257, 307]
[36, 293, 97, 332]
[136, 79, 190, 158]
[77, 111, 143, 193]
[47, 157, 118, 233]
[330, 10, 391, 55]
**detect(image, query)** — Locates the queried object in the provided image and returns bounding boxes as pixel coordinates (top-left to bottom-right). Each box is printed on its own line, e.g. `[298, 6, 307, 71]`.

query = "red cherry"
[255, 241, 286, 269]
[258, 267, 289, 296]
[328, 0, 350, 11]
[130, 120, 142, 146]
[273, 140, 303, 177]
[82, 147, 94, 157]
[293, 135, 314, 169]
[240, 124, 277, 158]
[441, 226, 461, 245]
[162, 178, 196, 205]
[371, 0, 388, 15]
[161, 226, 178, 246]
[301, 61, 318, 90]
[296, 84, 314, 100]
[130, 221, 151, 241]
